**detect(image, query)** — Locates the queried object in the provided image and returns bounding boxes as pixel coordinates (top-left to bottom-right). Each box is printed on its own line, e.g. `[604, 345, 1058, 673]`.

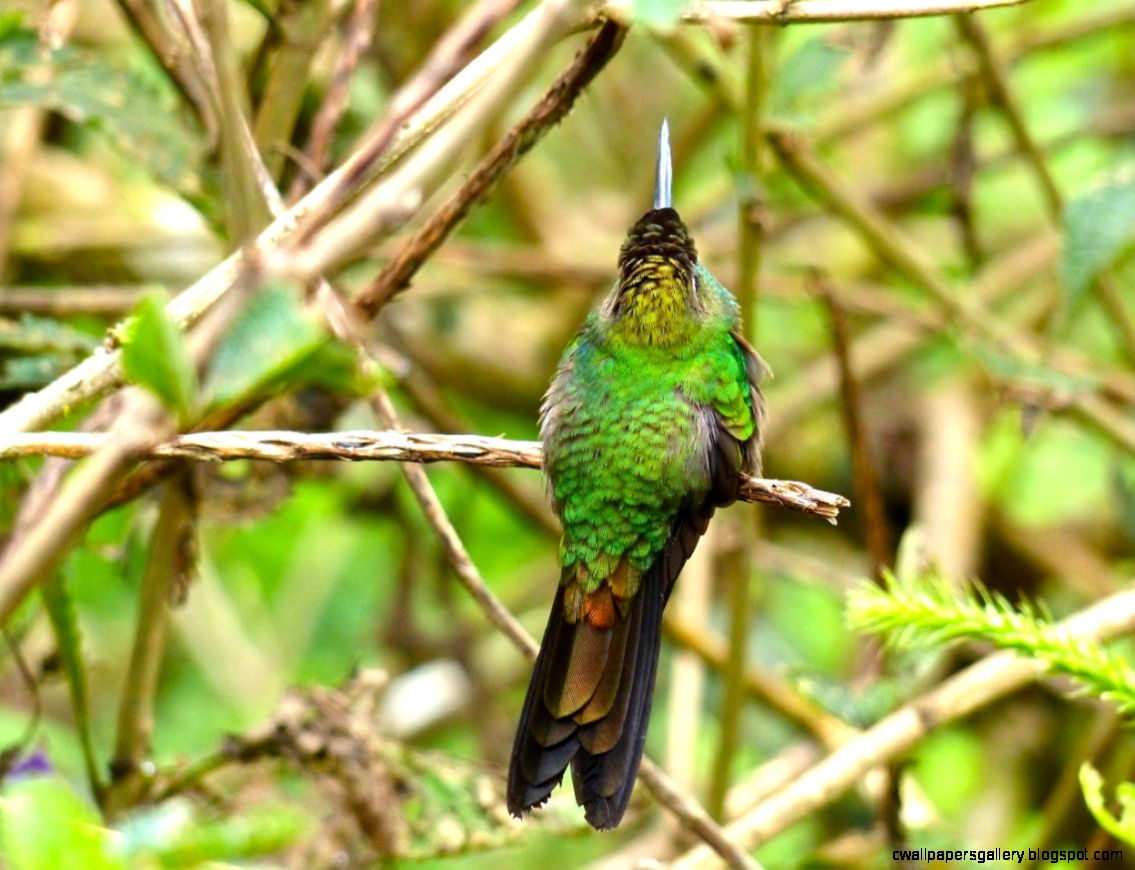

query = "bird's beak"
[653, 117, 672, 211]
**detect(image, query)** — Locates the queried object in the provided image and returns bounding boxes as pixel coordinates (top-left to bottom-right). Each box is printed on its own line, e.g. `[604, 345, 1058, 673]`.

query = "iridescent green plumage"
[507, 123, 767, 829]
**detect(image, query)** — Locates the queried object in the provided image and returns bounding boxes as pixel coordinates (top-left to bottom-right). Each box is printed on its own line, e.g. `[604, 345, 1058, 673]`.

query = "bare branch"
[286, 0, 378, 200]
[678, 0, 1032, 24]
[0, 430, 850, 522]
[0, 286, 154, 317]
[0, 0, 593, 436]
[354, 18, 627, 314]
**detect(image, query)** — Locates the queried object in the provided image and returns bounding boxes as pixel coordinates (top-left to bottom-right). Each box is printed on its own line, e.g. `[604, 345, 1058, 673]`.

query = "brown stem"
[0, 430, 850, 522]
[678, 0, 1034, 23]
[353, 19, 627, 316]
[816, 275, 892, 575]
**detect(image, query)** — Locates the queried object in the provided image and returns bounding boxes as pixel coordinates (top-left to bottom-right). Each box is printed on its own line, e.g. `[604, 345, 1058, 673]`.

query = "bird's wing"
[728, 329, 769, 476]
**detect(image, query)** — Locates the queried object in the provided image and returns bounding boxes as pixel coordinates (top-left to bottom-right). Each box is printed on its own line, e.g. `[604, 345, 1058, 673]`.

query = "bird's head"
[603, 119, 706, 346]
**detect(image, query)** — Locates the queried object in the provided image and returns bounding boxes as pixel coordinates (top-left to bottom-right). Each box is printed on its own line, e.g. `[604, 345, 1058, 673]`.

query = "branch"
[679, 0, 1032, 23]
[354, 18, 627, 314]
[0, 0, 592, 436]
[0, 430, 850, 522]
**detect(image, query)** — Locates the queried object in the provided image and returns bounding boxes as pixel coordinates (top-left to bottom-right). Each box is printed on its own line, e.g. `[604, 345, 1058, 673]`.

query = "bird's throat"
[608, 207, 700, 348]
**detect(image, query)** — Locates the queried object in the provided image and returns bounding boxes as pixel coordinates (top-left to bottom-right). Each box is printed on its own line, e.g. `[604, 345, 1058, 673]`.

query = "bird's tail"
[506, 511, 711, 829]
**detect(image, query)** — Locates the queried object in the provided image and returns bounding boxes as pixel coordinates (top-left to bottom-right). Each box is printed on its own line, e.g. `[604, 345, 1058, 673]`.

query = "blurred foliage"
[0, 774, 306, 869]
[0, 15, 206, 202]
[201, 282, 367, 411]
[0, 0, 1134, 868]
[1062, 175, 1135, 305]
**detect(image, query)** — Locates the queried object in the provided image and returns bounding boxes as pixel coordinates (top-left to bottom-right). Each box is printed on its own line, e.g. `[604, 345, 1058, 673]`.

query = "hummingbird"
[506, 119, 768, 830]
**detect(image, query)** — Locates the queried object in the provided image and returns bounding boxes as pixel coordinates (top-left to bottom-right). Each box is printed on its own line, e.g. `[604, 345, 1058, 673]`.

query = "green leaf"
[202, 283, 361, 410]
[0, 25, 204, 197]
[40, 574, 103, 799]
[0, 777, 126, 870]
[121, 292, 197, 422]
[1062, 173, 1135, 304]
[1081, 763, 1135, 846]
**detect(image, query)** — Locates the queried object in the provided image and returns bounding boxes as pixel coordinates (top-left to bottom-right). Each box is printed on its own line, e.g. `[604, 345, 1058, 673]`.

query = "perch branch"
[678, 0, 1032, 23]
[0, 430, 849, 522]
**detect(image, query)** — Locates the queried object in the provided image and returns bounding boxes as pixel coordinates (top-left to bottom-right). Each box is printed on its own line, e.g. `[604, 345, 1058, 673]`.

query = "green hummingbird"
[507, 119, 768, 829]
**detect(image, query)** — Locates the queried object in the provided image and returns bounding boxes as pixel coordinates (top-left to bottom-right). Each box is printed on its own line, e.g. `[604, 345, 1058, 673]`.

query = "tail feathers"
[571, 503, 711, 826]
[570, 571, 662, 828]
[507, 504, 715, 829]
[506, 556, 668, 830]
[507, 590, 579, 813]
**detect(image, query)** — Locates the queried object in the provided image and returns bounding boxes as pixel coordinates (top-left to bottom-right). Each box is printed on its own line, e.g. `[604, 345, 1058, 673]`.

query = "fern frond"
[848, 571, 1135, 718]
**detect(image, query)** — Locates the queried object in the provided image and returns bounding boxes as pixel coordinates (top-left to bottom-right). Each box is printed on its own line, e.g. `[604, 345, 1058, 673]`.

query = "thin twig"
[111, 0, 218, 142]
[955, 13, 1135, 368]
[391, 358, 560, 537]
[192, 0, 273, 240]
[294, 0, 525, 202]
[767, 232, 1056, 443]
[766, 127, 1135, 456]
[0, 396, 173, 626]
[954, 13, 1061, 219]
[678, 0, 1033, 23]
[251, 0, 334, 181]
[706, 21, 770, 822]
[815, 274, 892, 575]
[813, 5, 1135, 143]
[354, 18, 627, 314]
[665, 615, 857, 751]
[106, 472, 197, 814]
[288, 0, 588, 257]
[0, 430, 850, 522]
[0, 286, 156, 317]
[286, 0, 378, 200]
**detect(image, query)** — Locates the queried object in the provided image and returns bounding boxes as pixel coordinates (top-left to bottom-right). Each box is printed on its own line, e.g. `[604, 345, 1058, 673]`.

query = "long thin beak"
[653, 117, 672, 210]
